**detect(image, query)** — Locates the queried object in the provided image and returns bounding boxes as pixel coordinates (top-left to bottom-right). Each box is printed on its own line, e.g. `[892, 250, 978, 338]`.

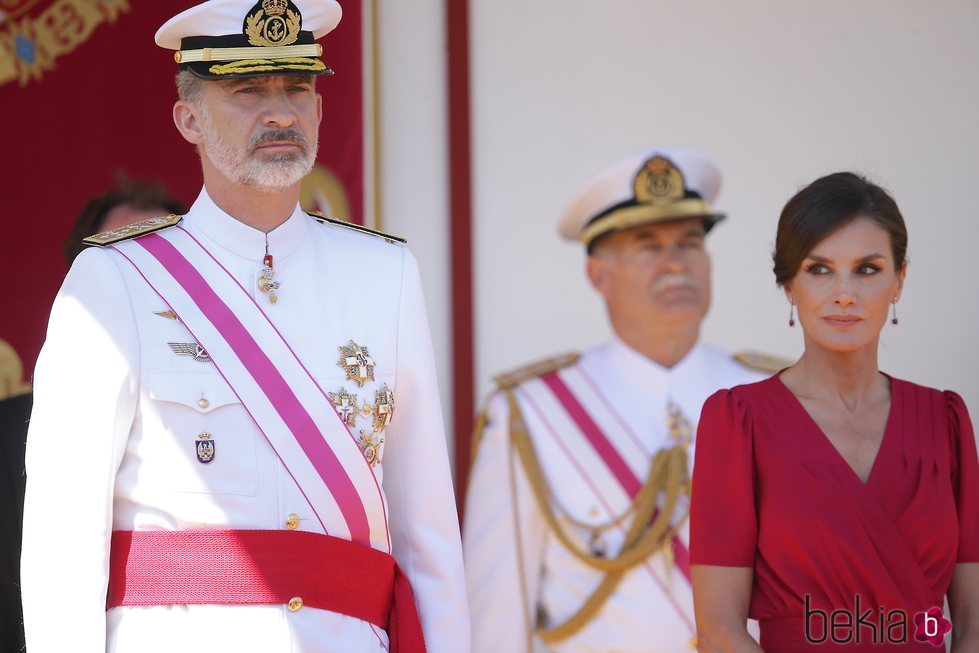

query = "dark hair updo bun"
[773, 172, 907, 287]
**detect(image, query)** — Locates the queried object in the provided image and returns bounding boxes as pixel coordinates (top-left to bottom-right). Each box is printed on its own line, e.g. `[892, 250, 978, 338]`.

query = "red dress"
[690, 375, 979, 652]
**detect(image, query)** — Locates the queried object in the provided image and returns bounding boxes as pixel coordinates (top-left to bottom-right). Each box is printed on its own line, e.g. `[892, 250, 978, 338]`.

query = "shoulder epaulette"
[492, 352, 580, 390]
[82, 214, 183, 247]
[733, 350, 793, 374]
[307, 211, 406, 245]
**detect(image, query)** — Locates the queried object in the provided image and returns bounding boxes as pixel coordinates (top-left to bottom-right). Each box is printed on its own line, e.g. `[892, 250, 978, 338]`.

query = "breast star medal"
[337, 340, 375, 387]
[327, 387, 359, 427]
[168, 342, 211, 363]
[368, 384, 395, 432]
[196, 432, 215, 464]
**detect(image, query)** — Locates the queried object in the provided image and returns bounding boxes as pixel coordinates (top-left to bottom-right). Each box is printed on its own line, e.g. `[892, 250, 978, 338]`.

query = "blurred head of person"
[773, 172, 908, 355]
[65, 176, 187, 265]
[558, 148, 726, 364]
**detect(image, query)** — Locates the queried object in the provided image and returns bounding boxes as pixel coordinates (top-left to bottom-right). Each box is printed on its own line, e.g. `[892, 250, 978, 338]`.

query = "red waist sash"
[107, 530, 426, 653]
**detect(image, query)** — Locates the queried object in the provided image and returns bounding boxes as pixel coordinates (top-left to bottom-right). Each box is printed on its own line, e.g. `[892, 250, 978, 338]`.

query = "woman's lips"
[823, 315, 862, 328]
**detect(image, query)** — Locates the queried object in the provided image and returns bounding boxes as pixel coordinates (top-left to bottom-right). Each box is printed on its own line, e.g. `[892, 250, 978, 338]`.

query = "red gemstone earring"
[788, 301, 796, 327]
[891, 300, 899, 325]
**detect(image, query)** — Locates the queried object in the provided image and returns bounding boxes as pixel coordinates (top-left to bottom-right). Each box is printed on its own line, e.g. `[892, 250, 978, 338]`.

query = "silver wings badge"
[168, 342, 212, 363]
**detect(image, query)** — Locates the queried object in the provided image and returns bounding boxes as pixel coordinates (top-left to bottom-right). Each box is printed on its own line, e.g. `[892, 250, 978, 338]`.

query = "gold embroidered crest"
[633, 155, 685, 205]
[0, 0, 131, 88]
[244, 0, 301, 48]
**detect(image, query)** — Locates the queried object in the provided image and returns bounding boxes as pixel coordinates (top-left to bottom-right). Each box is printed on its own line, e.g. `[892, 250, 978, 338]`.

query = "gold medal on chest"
[337, 340, 375, 387]
[358, 430, 384, 468]
[327, 387, 360, 427]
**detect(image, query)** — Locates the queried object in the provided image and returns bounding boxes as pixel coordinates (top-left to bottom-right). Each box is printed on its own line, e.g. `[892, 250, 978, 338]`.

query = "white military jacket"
[463, 338, 767, 653]
[22, 189, 470, 653]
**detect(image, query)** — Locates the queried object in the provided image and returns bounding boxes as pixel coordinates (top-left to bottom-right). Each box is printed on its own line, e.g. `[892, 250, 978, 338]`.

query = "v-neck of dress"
[773, 373, 899, 489]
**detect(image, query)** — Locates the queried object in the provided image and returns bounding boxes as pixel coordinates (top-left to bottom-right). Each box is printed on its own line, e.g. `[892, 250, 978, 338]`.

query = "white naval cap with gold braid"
[155, 0, 342, 79]
[558, 147, 726, 246]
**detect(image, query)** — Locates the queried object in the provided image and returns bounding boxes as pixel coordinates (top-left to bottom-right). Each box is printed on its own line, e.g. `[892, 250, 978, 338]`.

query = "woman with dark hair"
[688, 172, 979, 652]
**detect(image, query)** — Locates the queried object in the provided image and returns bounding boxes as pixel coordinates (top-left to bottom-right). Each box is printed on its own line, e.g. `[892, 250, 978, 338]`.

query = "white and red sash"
[516, 363, 695, 629]
[112, 226, 390, 553]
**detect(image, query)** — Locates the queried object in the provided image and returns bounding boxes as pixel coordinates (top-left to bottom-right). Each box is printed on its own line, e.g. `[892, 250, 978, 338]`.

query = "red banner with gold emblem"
[0, 0, 373, 391]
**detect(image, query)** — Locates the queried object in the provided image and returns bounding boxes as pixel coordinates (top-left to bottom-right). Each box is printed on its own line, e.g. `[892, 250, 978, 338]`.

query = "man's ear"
[173, 101, 205, 146]
[586, 255, 609, 295]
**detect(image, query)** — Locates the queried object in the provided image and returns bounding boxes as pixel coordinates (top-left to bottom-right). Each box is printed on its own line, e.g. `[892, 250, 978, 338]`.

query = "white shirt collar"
[184, 187, 308, 263]
[602, 333, 709, 395]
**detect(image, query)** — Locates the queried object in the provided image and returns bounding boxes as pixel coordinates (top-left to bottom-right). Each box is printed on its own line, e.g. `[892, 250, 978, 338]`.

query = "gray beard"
[199, 109, 318, 193]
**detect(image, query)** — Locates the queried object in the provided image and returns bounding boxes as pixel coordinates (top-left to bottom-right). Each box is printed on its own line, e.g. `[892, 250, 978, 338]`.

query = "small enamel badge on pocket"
[196, 432, 215, 464]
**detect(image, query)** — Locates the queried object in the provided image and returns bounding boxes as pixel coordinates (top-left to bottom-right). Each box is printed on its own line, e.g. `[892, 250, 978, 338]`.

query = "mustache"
[250, 130, 309, 151]
[651, 273, 698, 293]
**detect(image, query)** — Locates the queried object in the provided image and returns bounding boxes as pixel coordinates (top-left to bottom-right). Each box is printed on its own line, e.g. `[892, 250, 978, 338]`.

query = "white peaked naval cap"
[156, 0, 342, 79]
[558, 147, 726, 246]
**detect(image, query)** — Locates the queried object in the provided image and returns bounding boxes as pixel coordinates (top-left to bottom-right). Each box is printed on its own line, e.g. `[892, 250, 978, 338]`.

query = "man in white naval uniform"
[21, 1, 469, 652]
[463, 148, 779, 652]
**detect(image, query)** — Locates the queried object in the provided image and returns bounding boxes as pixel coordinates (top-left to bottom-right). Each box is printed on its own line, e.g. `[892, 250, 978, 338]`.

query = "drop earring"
[891, 300, 899, 325]
[788, 301, 796, 327]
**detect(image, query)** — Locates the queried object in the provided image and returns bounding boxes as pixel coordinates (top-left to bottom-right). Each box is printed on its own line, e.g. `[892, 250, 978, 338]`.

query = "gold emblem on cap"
[245, 0, 302, 48]
[633, 155, 685, 204]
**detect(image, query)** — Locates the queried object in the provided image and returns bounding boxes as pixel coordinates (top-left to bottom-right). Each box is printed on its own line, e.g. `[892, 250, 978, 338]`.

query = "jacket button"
[286, 513, 300, 530]
[288, 596, 303, 612]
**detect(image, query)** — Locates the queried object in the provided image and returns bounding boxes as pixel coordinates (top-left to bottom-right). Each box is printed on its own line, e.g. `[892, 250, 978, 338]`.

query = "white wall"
[375, 0, 454, 445]
[470, 0, 979, 413]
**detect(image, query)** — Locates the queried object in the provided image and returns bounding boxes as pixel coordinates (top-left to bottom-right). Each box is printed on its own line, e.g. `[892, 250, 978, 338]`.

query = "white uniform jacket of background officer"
[21, 189, 470, 653]
[464, 338, 765, 653]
